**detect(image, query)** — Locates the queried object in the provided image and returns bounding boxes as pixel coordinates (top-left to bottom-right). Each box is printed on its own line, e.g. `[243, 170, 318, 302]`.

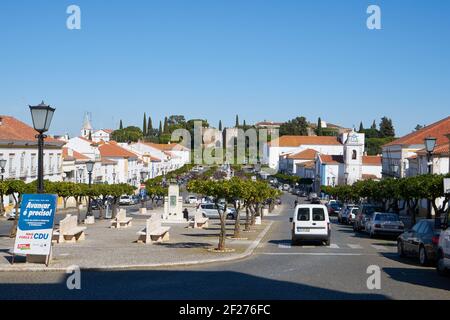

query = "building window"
[9, 154, 14, 174]
[20, 153, 25, 173]
[352, 150, 357, 160]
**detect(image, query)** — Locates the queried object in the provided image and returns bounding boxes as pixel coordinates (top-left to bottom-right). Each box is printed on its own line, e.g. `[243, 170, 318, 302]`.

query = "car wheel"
[397, 240, 405, 258]
[325, 238, 331, 246]
[437, 250, 448, 276]
[419, 245, 429, 266]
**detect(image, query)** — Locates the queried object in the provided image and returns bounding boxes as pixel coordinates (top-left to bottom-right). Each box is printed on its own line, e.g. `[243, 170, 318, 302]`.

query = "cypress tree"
[358, 121, 364, 132]
[119, 120, 123, 130]
[316, 117, 323, 136]
[147, 116, 153, 136]
[371, 120, 377, 130]
[235, 115, 239, 127]
[163, 116, 169, 133]
[143, 113, 147, 136]
[219, 120, 222, 131]
[158, 120, 163, 136]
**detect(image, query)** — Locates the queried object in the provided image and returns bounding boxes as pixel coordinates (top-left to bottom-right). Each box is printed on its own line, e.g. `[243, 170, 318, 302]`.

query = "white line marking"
[262, 252, 364, 256]
[371, 244, 388, 251]
[328, 244, 339, 249]
[278, 244, 292, 249]
[348, 244, 363, 249]
[301, 246, 316, 248]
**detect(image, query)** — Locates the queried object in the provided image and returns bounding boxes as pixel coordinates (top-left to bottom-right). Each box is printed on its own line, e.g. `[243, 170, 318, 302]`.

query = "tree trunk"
[112, 199, 118, 218]
[76, 197, 81, 222]
[63, 198, 67, 209]
[218, 204, 226, 250]
[244, 206, 251, 232]
[233, 202, 241, 238]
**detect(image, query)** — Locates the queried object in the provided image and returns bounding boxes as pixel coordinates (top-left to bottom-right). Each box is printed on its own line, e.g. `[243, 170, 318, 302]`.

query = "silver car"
[199, 203, 236, 219]
[366, 213, 405, 238]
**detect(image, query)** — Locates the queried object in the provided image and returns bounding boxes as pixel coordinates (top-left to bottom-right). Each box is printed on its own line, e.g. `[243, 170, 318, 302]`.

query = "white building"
[0, 115, 65, 209]
[265, 135, 345, 170]
[92, 129, 113, 143]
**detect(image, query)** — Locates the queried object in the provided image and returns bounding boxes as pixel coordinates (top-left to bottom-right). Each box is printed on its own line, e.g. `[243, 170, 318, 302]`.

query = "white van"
[290, 204, 331, 245]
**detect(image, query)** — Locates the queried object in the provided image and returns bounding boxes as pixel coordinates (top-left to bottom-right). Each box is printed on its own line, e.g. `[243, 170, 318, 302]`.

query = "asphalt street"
[1, 192, 450, 299]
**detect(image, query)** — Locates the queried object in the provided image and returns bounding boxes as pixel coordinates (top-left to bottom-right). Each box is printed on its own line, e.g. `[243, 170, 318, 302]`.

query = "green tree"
[143, 113, 147, 136]
[371, 120, 377, 130]
[379, 117, 395, 138]
[316, 117, 323, 136]
[279, 116, 309, 136]
[358, 121, 364, 132]
[158, 120, 163, 136]
[119, 119, 123, 130]
[218, 120, 222, 131]
[163, 116, 169, 133]
[148, 116, 153, 133]
[235, 115, 239, 127]
[111, 126, 144, 143]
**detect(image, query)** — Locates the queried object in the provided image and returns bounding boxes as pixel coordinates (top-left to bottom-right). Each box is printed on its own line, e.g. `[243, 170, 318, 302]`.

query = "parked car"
[353, 204, 383, 232]
[347, 206, 359, 225]
[307, 192, 318, 201]
[119, 195, 132, 205]
[398, 219, 440, 266]
[365, 213, 405, 238]
[311, 197, 321, 204]
[282, 184, 290, 191]
[437, 220, 450, 275]
[90, 199, 103, 210]
[185, 195, 198, 204]
[131, 195, 140, 205]
[327, 202, 342, 215]
[199, 203, 236, 219]
[338, 205, 357, 224]
[290, 204, 330, 245]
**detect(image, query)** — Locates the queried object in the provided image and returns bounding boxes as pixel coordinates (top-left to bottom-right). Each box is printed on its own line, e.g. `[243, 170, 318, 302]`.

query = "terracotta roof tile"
[143, 142, 189, 151]
[287, 148, 318, 160]
[296, 160, 316, 169]
[384, 116, 450, 147]
[320, 155, 344, 164]
[362, 155, 382, 166]
[416, 143, 450, 156]
[362, 174, 379, 180]
[0, 115, 62, 145]
[269, 135, 342, 147]
[99, 143, 138, 158]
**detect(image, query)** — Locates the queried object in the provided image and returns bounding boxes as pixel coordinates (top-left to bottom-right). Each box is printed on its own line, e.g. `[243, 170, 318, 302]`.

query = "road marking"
[371, 244, 389, 251]
[278, 244, 292, 249]
[347, 244, 363, 249]
[328, 243, 339, 249]
[262, 252, 366, 256]
[301, 245, 316, 248]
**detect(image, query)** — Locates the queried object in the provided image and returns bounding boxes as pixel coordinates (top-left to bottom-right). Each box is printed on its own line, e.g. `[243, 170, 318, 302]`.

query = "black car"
[353, 204, 383, 232]
[90, 199, 103, 210]
[397, 219, 441, 266]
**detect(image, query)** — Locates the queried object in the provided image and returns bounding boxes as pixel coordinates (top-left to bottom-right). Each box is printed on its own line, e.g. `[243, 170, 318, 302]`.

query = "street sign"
[13, 194, 57, 256]
[444, 178, 450, 194]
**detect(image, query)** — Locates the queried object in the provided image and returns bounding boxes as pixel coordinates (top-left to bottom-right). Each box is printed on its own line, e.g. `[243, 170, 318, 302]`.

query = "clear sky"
[0, 0, 449, 137]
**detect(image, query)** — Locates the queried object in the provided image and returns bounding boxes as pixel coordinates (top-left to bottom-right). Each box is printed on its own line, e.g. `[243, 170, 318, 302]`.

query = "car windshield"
[364, 206, 383, 214]
[375, 214, 398, 221]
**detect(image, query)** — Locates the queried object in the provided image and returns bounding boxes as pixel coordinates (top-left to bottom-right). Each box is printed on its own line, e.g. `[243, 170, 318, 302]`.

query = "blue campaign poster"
[13, 194, 57, 256]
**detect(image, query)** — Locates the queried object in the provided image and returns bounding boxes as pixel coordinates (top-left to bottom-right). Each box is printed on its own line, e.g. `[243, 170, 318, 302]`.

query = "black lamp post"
[140, 171, 146, 208]
[0, 159, 6, 215]
[29, 101, 55, 194]
[424, 137, 437, 220]
[86, 160, 95, 216]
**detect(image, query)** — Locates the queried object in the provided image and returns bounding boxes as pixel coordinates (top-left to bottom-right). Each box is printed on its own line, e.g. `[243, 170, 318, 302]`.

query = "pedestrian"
[183, 208, 189, 221]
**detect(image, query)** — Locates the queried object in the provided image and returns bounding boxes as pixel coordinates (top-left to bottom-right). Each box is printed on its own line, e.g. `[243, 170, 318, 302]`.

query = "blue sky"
[0, 0, 449, 137]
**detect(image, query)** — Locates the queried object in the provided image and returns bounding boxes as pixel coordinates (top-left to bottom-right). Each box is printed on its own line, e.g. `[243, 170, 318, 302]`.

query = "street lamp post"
[0, 159, 6, 215]
[29, 101, 55, 193]
[86, 161, 95, 217]
[424, 137, 437, 220]
[140, 171, 146, 209]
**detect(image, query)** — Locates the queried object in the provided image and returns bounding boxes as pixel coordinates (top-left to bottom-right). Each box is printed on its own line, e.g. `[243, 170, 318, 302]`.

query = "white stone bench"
[189, 210, 209, 229]
[110, 209, 133, 229]
[53, 215, 86, 244]
[137, 218, 170, 244]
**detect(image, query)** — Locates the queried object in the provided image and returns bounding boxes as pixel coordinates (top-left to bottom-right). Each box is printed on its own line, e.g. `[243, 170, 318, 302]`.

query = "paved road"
[1, 192, 450, 299]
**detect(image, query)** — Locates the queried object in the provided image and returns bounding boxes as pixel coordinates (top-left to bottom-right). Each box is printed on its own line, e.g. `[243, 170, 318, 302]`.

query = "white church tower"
[343, 129, 365, 185]
[81, 112, 93, 139]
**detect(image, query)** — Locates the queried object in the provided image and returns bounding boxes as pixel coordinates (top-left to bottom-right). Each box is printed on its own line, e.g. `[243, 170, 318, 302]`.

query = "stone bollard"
[139, 208, 147, 214]
[84, 216, 95, 224]
[255, 216, 262, 225]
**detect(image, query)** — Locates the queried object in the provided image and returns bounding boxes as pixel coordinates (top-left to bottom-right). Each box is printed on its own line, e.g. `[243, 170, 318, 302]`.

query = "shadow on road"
[382, 263, 450, 291]
[0, 269, 389, 300]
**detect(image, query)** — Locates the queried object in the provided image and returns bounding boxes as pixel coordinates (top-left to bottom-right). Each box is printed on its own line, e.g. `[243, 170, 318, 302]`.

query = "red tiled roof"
[320, 155, 344, 164]
[416, 143, 450, 156]
[99, 143, 138, 158]
[362, 174, 379, 180]
[296, 160, 316, 169]
[144, 142, 189, 151]
[0, 115, 62, 145]
[362, 155, 382, 166]
[269, 135, 342, 147]
[287, 148, 318, 160]
[384, 116, 450, 147]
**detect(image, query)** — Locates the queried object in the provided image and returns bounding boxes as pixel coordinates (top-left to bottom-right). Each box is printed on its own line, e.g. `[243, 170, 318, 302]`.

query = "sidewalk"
[0, 205, 283, 272]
